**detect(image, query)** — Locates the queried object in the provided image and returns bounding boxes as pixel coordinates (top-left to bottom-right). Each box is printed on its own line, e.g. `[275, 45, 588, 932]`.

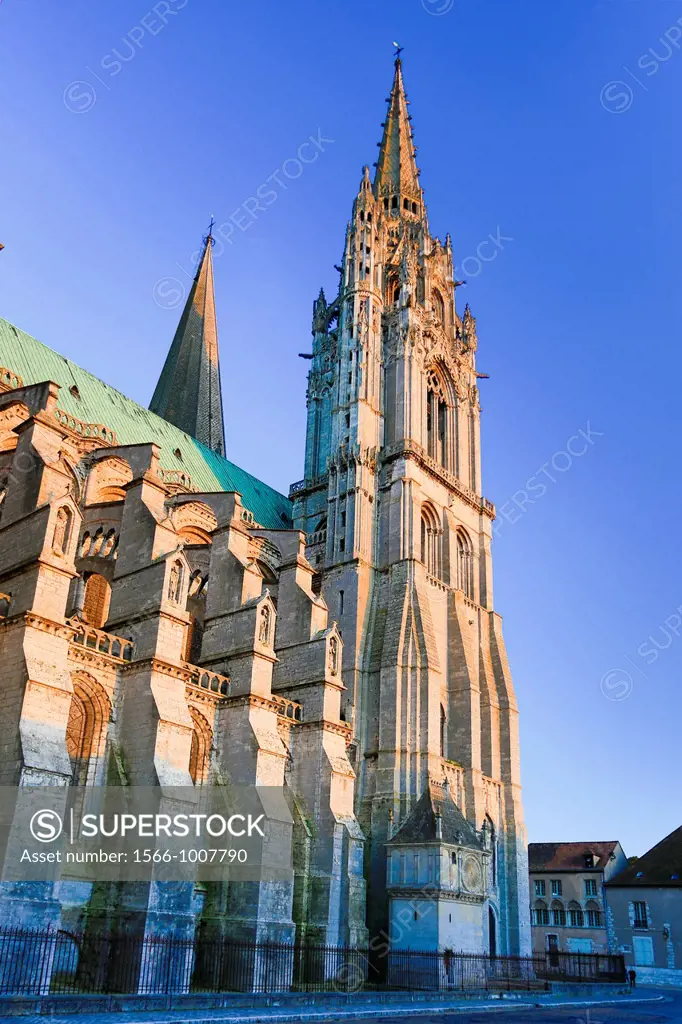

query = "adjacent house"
[528, 842, 628, 955]
[605, 826, 682, 985]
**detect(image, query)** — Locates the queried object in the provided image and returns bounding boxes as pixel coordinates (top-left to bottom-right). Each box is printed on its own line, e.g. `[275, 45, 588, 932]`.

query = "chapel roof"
[0, 317, 292, 530]
[388, 780, 482, 849]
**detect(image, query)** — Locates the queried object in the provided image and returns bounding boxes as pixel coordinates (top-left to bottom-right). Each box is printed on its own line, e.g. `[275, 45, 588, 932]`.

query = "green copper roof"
[0, 317, 292, 530]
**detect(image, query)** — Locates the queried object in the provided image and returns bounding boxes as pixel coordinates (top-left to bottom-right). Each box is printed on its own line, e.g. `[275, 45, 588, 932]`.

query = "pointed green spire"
[373, 58, 421, 207]
[150, 227, 226, 457]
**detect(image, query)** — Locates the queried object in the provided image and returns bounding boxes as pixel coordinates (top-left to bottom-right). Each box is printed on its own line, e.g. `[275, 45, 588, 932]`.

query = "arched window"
[456, 528, 474, 600]
[532, 900, 549, 926]
[440, 705, 446, 758]
[101, 530, 117, 558]
[66, 674, 111, 786]
[432, 289, 445, 324]
[426, 367, 449, 469]
[53, 506, 73, 554]
[585, 900, 602, 927]
[189, 707, 212, 786]
[183, 615, 204, 663]
[420, 504, 440, 577]
[387, 273, 400, 305]
[568, 901, 584, 928]
[551, 900, 566, 927]
[82, 574, 111, 629]
[167, 560, 184, 603]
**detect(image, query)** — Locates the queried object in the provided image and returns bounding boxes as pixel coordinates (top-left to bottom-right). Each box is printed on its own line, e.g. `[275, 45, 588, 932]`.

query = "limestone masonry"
[0, 58, 530, 964]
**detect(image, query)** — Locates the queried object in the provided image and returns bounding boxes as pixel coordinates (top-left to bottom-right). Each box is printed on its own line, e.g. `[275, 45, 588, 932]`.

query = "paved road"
[309, 989, 681, 1024]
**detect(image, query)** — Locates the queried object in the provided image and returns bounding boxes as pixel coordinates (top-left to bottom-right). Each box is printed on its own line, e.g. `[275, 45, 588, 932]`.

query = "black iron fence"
[0, 927, 626, 997]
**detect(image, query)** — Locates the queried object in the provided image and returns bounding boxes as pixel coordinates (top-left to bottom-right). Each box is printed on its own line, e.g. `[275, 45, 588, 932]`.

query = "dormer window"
[69, 384, 81, 400]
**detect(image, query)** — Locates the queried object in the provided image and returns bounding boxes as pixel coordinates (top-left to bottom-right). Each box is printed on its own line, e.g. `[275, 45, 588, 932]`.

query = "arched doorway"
[488, 906, 497, 957]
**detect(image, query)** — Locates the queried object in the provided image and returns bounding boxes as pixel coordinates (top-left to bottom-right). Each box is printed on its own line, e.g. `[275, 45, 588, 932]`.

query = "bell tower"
[291, 57, 530, 956]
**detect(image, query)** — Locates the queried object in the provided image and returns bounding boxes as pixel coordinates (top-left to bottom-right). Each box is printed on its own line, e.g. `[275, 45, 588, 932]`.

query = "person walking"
[628, 967, 637, 989]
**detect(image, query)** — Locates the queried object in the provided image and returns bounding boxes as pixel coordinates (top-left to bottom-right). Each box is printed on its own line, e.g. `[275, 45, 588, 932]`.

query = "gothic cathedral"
[0, 58, 530, 961]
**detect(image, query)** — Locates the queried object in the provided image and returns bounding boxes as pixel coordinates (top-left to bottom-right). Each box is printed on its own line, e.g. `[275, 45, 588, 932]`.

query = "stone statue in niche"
[168, 560, 183, 603]
[328, 634, 339, 675]
[258, 604, 271, 645]
[53, 507, 72, 554]
[399, 248, 416, 308]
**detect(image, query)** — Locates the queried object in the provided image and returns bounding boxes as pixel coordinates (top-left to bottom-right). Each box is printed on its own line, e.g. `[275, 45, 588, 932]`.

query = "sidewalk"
[0, 988, 666, 1023]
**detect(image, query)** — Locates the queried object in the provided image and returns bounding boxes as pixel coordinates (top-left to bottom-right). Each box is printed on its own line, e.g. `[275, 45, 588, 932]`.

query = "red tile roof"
[528, 842, 620, 872]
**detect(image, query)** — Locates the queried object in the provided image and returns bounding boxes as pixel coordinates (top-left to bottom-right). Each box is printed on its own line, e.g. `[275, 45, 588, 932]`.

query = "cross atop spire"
[149, 227, 226, 457]
[373, 55, 421, 209]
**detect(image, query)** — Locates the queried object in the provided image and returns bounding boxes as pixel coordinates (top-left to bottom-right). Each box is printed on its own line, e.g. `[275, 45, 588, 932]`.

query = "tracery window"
[456, 528, 474, 600]
[426, 368, 449, 469]
[420, 504, 441, 577]
[551, 900, 566, 927]
[432, 289, 445, 324]
[66, 674, 111, 786]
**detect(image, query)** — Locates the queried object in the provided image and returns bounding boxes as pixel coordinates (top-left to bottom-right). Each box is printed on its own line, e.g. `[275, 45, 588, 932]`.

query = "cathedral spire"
[373, 57, 421, 210]
[150, 224, 226, 457]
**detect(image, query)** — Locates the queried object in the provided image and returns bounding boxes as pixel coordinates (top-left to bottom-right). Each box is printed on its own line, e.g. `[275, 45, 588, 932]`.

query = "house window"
[551, 879, 563, 897]
[585, 900, 602, 927]
[584, 878, 598, 897]
[551, 901, 566, 927]
[633, 901, 648, 929]
[534, 880, 546, 898]
[532, 900, 549, 926]
[568, 901, 584, 928]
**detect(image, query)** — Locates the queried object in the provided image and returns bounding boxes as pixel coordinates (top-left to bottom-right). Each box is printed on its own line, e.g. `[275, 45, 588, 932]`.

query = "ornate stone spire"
[373, 58, 421, 209]
[150, 226, 226, 457]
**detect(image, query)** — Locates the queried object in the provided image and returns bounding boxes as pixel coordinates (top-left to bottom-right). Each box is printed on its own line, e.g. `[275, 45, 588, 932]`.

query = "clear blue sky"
[2, 0, 680, 858]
